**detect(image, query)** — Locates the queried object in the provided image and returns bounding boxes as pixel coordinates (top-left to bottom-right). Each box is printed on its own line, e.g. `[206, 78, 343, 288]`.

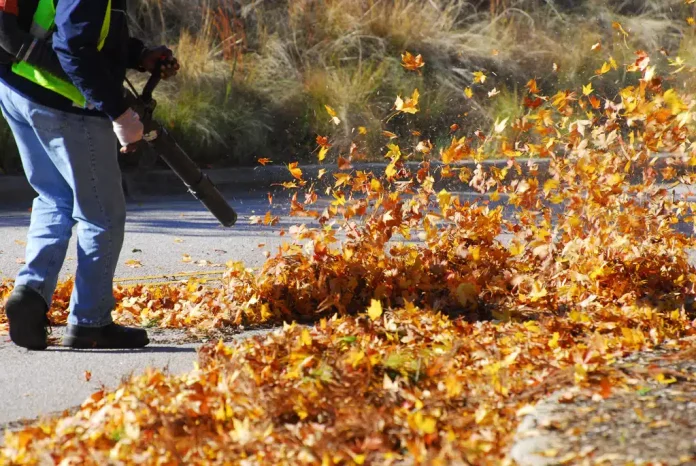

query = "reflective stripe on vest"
[11, 0, 111, 108]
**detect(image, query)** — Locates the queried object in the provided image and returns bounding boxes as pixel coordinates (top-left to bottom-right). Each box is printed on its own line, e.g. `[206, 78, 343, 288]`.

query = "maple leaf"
[395, 89, 420, 114]
[464, 87, 473, 99]
[473, 71, 487, 84]
[257, 158, 272, 165]
[288, 162, 303, 180]
[582, 83, 593, 96]
[367, 299, 383, 320]
[401, 51, 425, 71]
[124, 259, 142, 268]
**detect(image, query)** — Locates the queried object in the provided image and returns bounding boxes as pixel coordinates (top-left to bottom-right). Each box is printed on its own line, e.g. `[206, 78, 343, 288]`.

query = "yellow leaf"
[395, 89, 420, 114]
[543, 178, 559, 195]
[473, 71, 487, 84]
[582, 83, 593, 96]
[301, 328, 312, 346]
[411, 412, 437, 435]
[464, 87, 473, 99]
[318, 146, 329, 162]
[367, 299, 383, 321]
[548, 332, 560, 349]
[124, 259, 142, 268]
[597, 62, 611, 75]
[358, 126, 368, 135]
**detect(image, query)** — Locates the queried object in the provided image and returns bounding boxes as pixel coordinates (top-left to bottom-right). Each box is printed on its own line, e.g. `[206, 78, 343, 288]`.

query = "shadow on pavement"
[44, 346, 198, 354]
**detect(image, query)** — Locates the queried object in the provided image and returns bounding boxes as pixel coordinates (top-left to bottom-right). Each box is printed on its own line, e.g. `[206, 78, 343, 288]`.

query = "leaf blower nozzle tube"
[153, 133, 237, 227]
[188, 173, 238, 228]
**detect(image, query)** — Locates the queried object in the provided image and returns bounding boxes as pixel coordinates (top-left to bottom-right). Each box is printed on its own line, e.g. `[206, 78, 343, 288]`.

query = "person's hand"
[113, 108, 144, 154]
[140, 46, 180, 80]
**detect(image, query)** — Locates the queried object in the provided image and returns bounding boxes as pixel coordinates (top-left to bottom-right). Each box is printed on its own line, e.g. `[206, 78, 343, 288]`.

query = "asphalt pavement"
[0, 192, 292, 433]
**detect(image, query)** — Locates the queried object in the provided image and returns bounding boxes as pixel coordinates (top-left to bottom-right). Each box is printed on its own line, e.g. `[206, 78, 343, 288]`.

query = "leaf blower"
[123, 67, 238, 227]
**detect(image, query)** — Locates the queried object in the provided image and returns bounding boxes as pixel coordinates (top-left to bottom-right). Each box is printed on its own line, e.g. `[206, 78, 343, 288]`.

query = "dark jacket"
[0, 0, 144, 120]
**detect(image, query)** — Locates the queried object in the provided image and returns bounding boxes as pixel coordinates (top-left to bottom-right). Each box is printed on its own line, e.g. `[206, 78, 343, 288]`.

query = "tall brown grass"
[1, 0, 695, 171]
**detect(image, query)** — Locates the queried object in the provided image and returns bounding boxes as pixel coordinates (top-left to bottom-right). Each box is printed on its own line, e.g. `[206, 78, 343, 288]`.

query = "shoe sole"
[62, 336, 150, 349]
[6, 300, 48, 351]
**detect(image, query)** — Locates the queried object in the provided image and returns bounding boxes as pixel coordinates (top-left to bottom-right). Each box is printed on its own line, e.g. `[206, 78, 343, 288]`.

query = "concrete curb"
[1, 154, 692, 204]
[120, 159, 553, 201]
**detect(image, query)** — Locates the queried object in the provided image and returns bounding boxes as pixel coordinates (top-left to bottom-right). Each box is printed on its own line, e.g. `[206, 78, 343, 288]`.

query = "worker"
[0, 0, 179, 350]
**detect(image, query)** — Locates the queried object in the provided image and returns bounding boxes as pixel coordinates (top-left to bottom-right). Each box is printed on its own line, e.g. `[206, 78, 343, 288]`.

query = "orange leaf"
[288, 162, 303, 180]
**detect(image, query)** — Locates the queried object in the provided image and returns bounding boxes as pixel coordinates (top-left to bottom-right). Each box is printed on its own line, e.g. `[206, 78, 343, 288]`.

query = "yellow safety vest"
[11, 0, 111, 107]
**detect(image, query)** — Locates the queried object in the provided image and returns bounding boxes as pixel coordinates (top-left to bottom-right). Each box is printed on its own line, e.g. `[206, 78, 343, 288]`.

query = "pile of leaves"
[3, 50, 696, 464]
[2, 307, 694, 465]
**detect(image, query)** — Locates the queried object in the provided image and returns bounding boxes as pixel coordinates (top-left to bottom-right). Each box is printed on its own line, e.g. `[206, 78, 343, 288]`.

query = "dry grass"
[1, 0, 695, 171]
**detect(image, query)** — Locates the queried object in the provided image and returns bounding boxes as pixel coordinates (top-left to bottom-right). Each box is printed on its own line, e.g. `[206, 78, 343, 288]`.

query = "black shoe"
[5, 285, 50, 351]
[63, 323, 150, 349]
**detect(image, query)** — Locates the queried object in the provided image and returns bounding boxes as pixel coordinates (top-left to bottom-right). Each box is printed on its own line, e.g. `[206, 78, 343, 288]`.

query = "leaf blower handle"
[141, 58, 163, 104]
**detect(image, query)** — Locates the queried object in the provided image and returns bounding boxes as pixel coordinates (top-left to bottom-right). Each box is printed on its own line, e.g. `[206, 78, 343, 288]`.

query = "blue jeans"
[0, 83, 125, 327]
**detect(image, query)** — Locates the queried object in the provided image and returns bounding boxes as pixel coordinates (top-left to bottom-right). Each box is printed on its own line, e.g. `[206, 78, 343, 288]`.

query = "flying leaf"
[257, 158, 272, 165]
[473, 71, 487, 84]
[526, 79, 539, 94]
[337, 156, 353, 170]
[401, 51, 425, 71]
[494, 117, 509, 134]
[395, 89, 420, 114]
[325, 105, 340, 125]
[288, 162, 303, 180]
[464, 87, 473, 99]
